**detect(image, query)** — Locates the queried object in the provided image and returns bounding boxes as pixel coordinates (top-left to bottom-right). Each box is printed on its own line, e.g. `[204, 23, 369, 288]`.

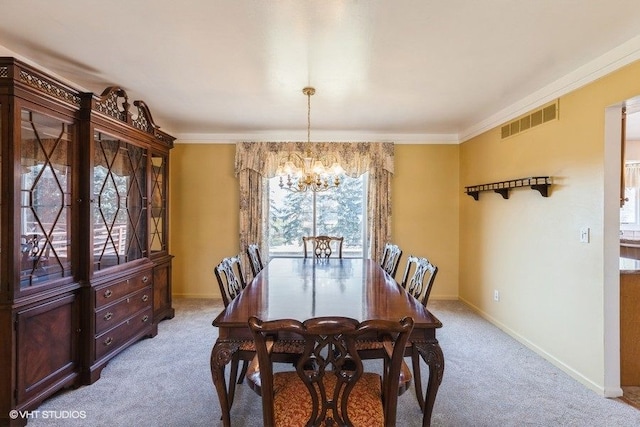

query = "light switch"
[580, 227, 590, 243]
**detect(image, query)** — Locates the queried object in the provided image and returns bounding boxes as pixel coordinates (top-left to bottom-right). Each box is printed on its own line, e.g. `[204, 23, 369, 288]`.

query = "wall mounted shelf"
[465, 176, 552, 200]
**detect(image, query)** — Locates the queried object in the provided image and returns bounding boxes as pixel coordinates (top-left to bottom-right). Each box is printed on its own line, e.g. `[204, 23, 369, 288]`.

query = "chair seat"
[272, 371, 384, 427]
[238, 339, 306, 353]
[354, 339, 389, 351]
[355, 339, 410, 354]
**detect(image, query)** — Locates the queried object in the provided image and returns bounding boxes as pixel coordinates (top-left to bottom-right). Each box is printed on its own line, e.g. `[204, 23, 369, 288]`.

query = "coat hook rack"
[465, 176, 552, 200]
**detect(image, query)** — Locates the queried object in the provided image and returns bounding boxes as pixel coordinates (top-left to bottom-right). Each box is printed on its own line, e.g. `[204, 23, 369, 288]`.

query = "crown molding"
[459, 34, 640, 142]
[174, 131, 460, 144]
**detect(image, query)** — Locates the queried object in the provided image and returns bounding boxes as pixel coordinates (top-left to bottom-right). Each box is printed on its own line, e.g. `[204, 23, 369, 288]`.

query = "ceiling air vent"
[500, 100, 559, 139]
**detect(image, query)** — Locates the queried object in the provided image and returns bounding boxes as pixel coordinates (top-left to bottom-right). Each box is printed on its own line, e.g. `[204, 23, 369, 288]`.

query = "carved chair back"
[380, 243, 403, 279]
[302, 235, 344, 258]
[400, 256, 438, 306]
[248, 316, 413, 427]
[214, 255, 247, 307]
[246, 243, 264, 277]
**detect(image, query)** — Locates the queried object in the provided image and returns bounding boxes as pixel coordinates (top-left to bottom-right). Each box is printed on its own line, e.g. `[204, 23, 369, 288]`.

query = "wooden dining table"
[210, 257, 444, 426]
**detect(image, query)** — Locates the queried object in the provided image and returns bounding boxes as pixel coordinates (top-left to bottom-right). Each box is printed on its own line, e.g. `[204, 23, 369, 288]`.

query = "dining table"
[210, 257, 444, 426]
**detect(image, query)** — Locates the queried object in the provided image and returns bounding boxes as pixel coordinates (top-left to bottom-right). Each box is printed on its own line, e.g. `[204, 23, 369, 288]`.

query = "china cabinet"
[0, 58, 174, 426]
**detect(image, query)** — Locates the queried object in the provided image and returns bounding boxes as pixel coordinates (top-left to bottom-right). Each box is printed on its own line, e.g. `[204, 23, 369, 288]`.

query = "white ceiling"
[1, 0, 640, 143]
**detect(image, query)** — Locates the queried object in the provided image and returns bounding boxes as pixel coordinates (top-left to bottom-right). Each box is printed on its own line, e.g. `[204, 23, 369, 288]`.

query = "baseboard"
[458, 296, 619, 397]
[172, 292, 218, 299]
[429, 295, 459, 301]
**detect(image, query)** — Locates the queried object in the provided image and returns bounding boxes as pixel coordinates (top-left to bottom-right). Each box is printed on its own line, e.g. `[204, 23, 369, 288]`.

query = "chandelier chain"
[307, 89, 311, 144]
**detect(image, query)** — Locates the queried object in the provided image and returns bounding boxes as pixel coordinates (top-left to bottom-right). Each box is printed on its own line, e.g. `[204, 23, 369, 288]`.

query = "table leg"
[413, 339, 444, 427]
[210, 340, 240, 427]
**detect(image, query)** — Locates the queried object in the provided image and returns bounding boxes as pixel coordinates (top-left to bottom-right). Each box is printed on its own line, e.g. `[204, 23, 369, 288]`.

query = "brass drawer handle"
[142, 294, 149, 302]
[104, 312, 113, 321]
[104, 289, 113, 298]
[142, 275, 149, 283]
[104, 337, 113, 346]
[142, 315, 149, 323]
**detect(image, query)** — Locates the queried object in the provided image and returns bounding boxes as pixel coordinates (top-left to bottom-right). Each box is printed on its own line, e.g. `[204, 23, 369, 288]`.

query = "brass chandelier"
[276, 87, 343, 192]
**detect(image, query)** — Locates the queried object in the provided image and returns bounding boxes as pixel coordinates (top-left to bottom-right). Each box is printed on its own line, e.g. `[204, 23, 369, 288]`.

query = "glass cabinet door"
[150, 153, 167, 254]
[93, 131, 147, 270]
[20, 109, 74, 287]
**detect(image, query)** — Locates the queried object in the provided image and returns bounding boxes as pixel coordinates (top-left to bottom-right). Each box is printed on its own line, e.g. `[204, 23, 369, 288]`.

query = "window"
[622, 161, 640, 236]
[268, 173, 367, 258]
[621, 186, 638, 226]
[236, 142, 393, 263]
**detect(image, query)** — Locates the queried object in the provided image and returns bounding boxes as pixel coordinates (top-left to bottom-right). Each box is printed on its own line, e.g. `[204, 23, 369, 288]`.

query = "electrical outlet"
[493, 290, 500, 302]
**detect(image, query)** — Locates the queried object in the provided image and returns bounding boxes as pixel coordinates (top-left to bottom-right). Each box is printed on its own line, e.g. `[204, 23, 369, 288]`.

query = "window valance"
[235, 141, 394, 178]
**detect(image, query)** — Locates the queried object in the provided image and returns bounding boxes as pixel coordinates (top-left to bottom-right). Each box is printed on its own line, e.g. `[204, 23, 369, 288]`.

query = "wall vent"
[501, 100, 559, 139]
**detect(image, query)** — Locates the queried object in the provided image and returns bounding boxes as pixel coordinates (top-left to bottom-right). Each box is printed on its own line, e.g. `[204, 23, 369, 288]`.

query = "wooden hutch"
[0, 58, 174, 426]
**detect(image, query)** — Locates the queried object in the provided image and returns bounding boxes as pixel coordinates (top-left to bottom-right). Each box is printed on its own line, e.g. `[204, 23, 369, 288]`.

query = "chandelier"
[276, 87, 343, 192]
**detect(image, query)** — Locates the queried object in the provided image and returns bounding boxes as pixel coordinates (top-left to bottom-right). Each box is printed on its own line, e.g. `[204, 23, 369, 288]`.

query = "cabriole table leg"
[210, 340, 240, 427]
[414, 339, 444, 427]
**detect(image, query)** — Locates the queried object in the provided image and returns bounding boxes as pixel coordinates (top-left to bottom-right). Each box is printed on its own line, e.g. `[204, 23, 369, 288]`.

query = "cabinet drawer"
[95, 271, 151, 308]
[95, 286, 152, 335]
[94, 307, 152, 360]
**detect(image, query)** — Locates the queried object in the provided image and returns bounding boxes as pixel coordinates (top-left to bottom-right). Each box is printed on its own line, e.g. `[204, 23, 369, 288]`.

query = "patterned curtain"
[235, 142, 394, 271]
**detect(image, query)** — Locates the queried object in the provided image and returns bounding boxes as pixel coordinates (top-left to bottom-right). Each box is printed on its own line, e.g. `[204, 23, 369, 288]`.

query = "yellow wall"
[170, 144, 239, 298]
[459, 59, 640, 394]
[392, 144, 459, 300]
[170, 143, 459, 300]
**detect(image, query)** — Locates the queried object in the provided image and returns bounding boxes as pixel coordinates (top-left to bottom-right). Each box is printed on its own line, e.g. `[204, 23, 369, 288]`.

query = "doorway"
[618, 102, 640, 407]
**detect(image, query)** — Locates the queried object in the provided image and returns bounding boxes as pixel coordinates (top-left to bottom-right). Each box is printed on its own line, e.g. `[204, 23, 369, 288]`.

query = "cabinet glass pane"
[93, 132, 147, 270]
[150, 154, 166, 253]
[0, 103, 2, 286]
[20, 109, 73, 287]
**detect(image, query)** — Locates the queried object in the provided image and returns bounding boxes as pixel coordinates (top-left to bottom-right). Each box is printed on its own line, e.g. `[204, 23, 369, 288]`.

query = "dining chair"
[248, 315, 414, 427]
[400, 255, 438, 306]
[355, 255, 439, 413]
[214, 255, 247, 307]
[380, 243, 403, 279]
[399, 255, 439, 411]
[214, 256, 306, 405]
[213, 255, 251, 405]
[246, 243, 264, 277]
[302, 235, 344, 258]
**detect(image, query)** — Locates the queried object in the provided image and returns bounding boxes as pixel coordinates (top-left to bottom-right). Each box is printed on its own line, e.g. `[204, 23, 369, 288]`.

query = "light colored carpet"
[28, 298, 640, 426]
